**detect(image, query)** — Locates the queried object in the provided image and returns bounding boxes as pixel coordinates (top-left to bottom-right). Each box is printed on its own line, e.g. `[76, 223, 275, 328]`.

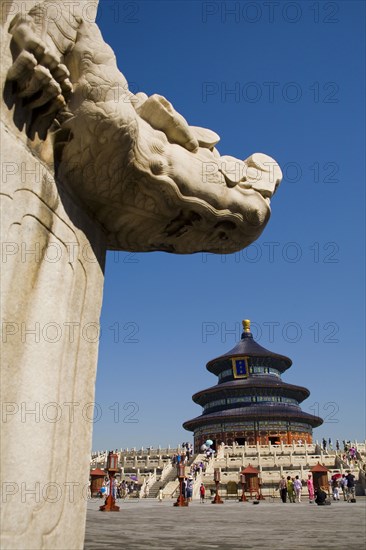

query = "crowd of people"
[278, 475, 304, 503]
[342, 445, 361, 467]
[98, 478, 139, 499]
[171, 443, 194, 465]
[320, 438, 362, 469]
[318, 471, 356, 505]
[171, 453, 207, 480]
[158, 480, 207, 503]
[333, 471, 356, 502]
[278, 470, 357, 505]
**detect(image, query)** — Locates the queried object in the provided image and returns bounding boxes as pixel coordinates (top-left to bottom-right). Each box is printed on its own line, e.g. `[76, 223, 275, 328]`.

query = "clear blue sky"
[92, 0, 365, 451]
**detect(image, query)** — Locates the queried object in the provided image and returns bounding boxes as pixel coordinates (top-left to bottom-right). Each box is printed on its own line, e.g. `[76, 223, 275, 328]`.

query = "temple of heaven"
[183, 319, 323, 451]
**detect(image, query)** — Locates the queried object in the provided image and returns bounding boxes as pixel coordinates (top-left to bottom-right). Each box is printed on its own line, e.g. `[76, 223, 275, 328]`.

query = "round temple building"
[183, 320, 323, 451]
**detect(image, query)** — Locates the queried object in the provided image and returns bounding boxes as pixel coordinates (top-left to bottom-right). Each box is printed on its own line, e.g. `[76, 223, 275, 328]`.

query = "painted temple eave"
[192, 378, 310, 405]
[183, 406, 323, 431]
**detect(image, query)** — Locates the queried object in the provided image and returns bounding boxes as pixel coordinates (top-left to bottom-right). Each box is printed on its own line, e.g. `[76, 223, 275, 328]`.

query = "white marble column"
[1, 3, 105, 548]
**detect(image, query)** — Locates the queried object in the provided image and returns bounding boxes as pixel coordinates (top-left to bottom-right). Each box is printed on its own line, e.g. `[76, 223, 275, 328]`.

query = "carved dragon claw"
[6, 9, 73, 137]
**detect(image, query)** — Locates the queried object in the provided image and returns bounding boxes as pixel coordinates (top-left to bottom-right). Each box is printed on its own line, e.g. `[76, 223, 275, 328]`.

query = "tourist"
[158, 487, 163, 502]
[340, 474, 348, 501]
[113, 479, 118, 499]
[287, 476, 295, 503]
[346, 471, 356, 502]
[349, 447, 356, 464]
[99, 481, 107, 499]
[315, 486, 329, 506]
[182, 478, 187, 499]
[278, 476, 287, 503]
[192, 462, 202, 479]
[331, 477, 340, 501]
[322, 438, 327, 451]
[294, 476, 302, 503]
[336, 439, 340, 451]
[199, 483, 206, 503]
[307, 474, 315, 502]
[186, 477, 194, 502]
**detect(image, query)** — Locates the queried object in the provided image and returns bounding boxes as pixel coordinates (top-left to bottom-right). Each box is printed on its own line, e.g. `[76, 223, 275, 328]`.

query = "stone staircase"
[162, 479, 180, 498]
[146, 453, 205, 498]
[147, 466, 178, 499]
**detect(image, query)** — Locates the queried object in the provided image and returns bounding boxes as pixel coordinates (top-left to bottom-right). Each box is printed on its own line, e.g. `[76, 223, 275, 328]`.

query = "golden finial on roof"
[242, 319, 251, 332]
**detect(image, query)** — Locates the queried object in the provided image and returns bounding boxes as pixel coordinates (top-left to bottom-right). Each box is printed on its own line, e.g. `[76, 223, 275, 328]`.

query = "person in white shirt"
[340, 474, 348, 501]
[294, 476, 302, 502]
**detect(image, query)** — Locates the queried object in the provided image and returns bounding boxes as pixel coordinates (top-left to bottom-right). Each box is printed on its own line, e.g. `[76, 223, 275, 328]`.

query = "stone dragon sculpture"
[6, 0, 282, 254]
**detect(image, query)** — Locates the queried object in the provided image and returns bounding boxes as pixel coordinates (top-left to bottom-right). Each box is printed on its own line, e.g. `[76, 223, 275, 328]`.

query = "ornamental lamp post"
[212, 468, 224, 504]
[99, 451, 120, 512]
[241, 464, 263, 500]
[257, 474, 265, 500]
[239, 471, 247, 502]
[310, 462, 330, 496]
[174, 460, 188, 507]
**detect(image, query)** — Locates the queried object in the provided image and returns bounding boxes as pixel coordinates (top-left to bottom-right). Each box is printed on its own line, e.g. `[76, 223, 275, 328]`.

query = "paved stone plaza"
[84, 497, 366, 549]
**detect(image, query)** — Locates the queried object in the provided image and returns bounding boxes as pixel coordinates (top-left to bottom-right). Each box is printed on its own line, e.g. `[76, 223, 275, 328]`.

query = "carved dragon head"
[6, 1, 282, 254]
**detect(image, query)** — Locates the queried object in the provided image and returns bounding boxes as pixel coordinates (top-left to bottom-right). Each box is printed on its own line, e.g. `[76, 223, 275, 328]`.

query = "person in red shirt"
[199, 483, 206, 503]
